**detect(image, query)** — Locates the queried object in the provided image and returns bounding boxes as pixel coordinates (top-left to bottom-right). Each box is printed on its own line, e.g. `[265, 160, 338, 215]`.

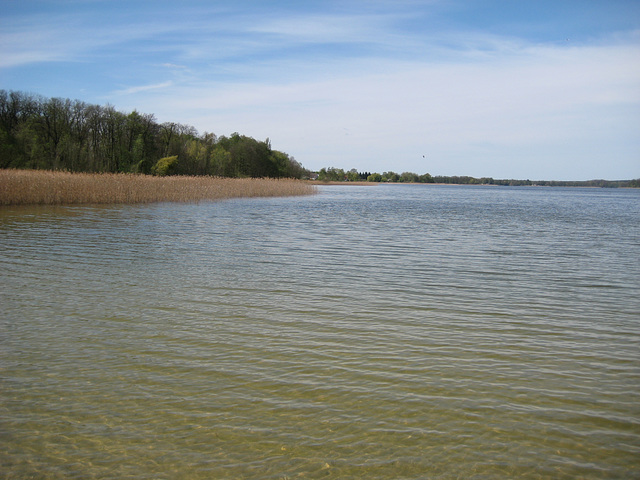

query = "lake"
[2, 184, 639, 479]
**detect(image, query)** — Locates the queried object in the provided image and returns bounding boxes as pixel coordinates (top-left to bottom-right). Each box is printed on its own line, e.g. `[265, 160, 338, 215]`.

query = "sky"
[1, 0, 639, 180]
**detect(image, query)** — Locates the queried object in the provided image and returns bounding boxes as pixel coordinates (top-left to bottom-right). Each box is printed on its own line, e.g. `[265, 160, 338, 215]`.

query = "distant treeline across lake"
[316, 167, 640, 188]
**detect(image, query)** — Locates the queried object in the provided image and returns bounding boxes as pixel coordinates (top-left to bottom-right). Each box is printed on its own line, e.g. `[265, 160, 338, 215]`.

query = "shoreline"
[308, 181, 494, 186]
[307, 180, 636, 188]
[308, 181, 374, 186]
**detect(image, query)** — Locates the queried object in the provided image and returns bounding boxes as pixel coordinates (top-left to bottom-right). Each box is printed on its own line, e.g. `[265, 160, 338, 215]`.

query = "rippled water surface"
[2, 185, 639, 479]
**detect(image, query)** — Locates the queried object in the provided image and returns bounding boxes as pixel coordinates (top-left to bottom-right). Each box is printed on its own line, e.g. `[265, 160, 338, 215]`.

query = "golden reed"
[0, 169, 316, 206]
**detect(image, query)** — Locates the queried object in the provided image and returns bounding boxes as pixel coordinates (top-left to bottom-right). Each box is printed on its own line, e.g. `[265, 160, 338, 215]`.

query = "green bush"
[151, 156, 179, 176]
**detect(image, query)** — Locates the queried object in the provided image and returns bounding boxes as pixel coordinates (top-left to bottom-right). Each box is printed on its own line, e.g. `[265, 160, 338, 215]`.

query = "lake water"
[1, 184, 639, 479]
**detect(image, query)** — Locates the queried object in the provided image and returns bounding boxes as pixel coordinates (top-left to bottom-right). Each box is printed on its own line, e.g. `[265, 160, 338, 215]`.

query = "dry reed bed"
[0, 169, 316, 205]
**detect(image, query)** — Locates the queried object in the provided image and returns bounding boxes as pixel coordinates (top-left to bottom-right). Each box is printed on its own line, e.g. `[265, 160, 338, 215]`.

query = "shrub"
[151, 156, 179, 176]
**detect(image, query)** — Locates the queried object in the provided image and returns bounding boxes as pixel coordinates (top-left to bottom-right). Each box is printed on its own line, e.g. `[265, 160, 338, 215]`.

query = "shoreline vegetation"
[2, 91, 636, 193]
[314, 168, 640, 188]
[0, 169, 316, 206]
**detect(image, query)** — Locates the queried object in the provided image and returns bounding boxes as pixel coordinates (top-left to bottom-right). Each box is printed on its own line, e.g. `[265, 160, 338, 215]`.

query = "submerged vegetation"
[0, 90, 308, 179]
[0, 169, 315, 206]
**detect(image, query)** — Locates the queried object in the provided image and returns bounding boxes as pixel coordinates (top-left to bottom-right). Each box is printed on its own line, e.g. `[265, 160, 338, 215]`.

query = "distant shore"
[309, 180, 498, 186]
[308, 180, 374, 186]
[308, 180, 639, 188]
[0, 169, 316, 206]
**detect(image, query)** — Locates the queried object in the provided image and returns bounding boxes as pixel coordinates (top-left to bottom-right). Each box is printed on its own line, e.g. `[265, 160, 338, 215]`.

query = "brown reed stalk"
[0, 169, 316, 206]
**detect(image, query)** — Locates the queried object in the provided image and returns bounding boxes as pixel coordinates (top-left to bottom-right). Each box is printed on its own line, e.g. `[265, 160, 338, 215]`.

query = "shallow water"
[1, 185, 639, 479]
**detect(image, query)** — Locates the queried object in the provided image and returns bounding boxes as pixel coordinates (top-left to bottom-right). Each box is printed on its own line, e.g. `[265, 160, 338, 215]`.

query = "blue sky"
[1, 0, 639, 180]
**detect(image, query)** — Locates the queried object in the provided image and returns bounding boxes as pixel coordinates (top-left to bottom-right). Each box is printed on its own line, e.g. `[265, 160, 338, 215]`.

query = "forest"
[0, 90, 308, 178]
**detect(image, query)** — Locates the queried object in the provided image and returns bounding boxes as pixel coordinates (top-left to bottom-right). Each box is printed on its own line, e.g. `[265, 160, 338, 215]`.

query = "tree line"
[317, 167, 639, 188]
[0, 90, 308, 178]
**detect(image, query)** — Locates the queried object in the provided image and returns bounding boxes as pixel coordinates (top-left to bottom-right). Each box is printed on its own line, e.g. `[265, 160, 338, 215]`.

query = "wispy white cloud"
[0, 16, 81, 67]
[0, 8, 185, 67]
[113, 81, 173, 96]
[160, 63, 189, 70]
[248, 12, 403, 43]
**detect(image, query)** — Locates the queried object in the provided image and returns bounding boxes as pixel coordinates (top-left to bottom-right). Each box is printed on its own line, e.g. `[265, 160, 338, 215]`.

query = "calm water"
[1, 185, 639, 479]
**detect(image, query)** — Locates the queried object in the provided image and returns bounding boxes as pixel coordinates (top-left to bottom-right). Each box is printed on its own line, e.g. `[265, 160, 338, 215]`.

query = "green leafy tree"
[382, 171, 399, 182]
[346, 168, 360, 181]
[400, 171, 419, 183]
[419, 173, 434, 183]
[318, 167, 345, 181]
[209, 146, 232, 176]
[130, 135, 145, 173]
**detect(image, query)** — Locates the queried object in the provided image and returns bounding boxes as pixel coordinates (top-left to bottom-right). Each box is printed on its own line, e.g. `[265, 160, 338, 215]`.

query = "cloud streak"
[113, 81, 173, 96]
